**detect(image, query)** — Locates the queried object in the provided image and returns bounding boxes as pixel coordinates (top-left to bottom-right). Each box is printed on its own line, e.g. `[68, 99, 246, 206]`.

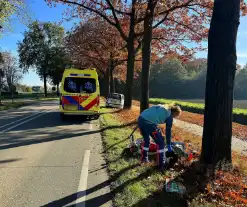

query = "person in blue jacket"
[138, 104, 182, 170]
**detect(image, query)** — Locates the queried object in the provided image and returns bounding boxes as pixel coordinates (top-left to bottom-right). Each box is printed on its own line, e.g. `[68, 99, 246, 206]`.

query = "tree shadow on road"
[41, 161, 204, 207]
[0, 113, 137, 151]
[0, 129, 99, 150]
[0, 158, 22, 164]
[42, 163, 151, 207]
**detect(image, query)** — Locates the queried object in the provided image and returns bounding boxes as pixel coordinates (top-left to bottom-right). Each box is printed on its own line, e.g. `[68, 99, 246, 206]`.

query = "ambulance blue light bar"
[70, 73, 91, 77]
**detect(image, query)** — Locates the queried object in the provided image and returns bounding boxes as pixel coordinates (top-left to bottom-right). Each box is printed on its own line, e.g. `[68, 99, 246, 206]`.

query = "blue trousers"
[138, 116, 166, 167]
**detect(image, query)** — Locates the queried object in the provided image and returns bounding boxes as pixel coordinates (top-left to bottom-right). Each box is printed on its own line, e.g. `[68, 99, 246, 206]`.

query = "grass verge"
[100, 106, 247, 207]
[150, 98, 247, 115]
[0, 98, 58, 111]
[36, 97, 59, 101]
[0, 102, 25, 111]
[100, 107, 218, 207]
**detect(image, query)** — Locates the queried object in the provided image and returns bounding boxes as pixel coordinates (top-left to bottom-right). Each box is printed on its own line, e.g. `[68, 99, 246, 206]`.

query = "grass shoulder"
[150, 98, 247, 115]
[0, 102, 25, 111]
[0, 97, 58, 111]
[99, 107, 218, 207]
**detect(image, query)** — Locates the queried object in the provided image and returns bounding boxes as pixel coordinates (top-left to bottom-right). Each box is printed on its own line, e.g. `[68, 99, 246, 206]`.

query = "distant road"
[174, 99, 247, 109]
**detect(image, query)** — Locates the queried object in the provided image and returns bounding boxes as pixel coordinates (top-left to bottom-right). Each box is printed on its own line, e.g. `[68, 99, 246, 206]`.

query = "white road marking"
[1, 109, 56, 133]
[0, 111, 42, 130]
[76, 150, 91, 207]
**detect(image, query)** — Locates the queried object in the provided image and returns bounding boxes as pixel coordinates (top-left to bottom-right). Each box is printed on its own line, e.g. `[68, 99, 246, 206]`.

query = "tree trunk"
[11, 86, 14, 103]
[110, 60, 115, 93]
[0, 77, 2, 105]
[105, 64, 111, 98]
[140, 0, 156, 113]
[200, 0, 240, 171]
[124, 0, 136, 109]
[11, 76, 14, 103]
[44, 72, 48, 97]
[56, 84, 59, 97]
[0, 69, 3, 105]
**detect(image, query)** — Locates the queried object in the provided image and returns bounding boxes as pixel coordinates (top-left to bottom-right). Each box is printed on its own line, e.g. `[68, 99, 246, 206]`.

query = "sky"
[0, 0, 77, 87]
[0, 0, 247, 87]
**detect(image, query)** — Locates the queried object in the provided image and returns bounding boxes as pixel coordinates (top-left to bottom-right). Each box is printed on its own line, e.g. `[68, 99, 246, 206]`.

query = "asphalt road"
[0, 101, 112, 207]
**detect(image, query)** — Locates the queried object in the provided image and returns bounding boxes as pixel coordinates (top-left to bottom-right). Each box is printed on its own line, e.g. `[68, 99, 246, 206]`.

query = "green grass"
[100, 107, 217, 207]
[2, 93, 57, 100]
[100, 108, 166, 206]
[0, 102, 25, 111]
[36, 97, 59, 101]
[150, 98, 247, 115]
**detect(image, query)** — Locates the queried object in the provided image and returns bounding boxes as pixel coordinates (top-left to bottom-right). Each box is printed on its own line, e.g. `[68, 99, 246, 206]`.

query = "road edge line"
[76, 150, 91, 207]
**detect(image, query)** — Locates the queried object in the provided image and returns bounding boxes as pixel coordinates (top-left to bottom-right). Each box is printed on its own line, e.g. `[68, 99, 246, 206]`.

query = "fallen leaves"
[203, 171, 247, 206]
[112, 103, 247, 207]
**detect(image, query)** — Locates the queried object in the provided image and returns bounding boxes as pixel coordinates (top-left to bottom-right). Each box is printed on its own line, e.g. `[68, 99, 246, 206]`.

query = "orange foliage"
[65, 17, 128, 79]
[111, 102, 247, 206]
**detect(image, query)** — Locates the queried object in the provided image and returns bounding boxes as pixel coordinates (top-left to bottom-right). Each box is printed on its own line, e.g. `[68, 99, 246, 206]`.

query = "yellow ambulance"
[59, 68, 100, 120]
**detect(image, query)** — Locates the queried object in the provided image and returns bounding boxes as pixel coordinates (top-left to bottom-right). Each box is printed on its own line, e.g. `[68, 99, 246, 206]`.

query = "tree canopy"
[18, 21, 68, 96]
[0, 0, 30, 36]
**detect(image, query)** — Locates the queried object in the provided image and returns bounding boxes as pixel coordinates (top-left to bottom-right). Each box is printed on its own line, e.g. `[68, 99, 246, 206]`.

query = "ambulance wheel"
[60, 113, 66, 121]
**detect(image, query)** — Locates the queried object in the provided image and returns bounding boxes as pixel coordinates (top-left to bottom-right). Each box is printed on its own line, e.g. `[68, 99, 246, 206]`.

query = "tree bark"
[0, 75, 2, 105]
[110, 60, 115, 93]
[0, 69, 4, 105]
[11, 76, 14, 103]
[105, 64, 111, 98]
[56, 84, 59, 97]
[43, 71, 48, 97]
[200, 0, 240, 171]
[124, 0, 136, 109]
[140, 0, 156, 113]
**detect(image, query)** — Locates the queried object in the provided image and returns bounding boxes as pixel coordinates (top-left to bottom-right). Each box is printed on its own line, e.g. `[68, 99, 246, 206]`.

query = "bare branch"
[105, 0, 128, 41]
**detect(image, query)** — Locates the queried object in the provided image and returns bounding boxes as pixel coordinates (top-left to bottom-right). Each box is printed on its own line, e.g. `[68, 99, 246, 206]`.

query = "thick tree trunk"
[11, 86, 14, 103]
[0, 79, 2, 105]
[110, 60, 115, 93]
[56, 84, 59, 97]
[0, 69, 3, 105]
[200, 0, 240, 171]
[11, 77, 14, 103]
[105, 65, 111, 98]
[44, 72, 48, 97]
[140, 0, 156, 113]
[124, 0, 136, 109]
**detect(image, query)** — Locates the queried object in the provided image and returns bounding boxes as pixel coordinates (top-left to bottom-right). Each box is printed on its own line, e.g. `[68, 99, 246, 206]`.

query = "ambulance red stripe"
[84, 98, 98, 110]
